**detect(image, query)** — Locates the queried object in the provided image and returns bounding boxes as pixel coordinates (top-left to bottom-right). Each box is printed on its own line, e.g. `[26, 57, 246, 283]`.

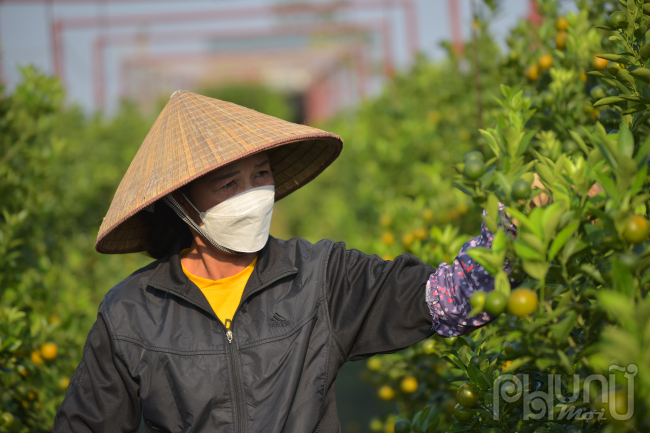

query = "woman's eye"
[256, 171, 268, 178]
[222, 181, 236, 189]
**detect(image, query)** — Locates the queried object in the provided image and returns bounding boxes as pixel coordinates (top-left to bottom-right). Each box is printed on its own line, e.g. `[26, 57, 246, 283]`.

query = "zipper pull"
[225, 319, 233, 344]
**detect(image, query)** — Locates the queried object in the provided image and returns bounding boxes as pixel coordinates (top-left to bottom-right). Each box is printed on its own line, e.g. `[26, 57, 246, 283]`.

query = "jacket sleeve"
[325, 207, 518, 362]
[53, 309, 141, 433]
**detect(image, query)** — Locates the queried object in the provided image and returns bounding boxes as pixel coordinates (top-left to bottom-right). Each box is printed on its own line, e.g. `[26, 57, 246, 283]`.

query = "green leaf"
[569, 130, 591, 154]
[534, 162, 556, 185]
[501, 356, 533, 373]
[486, 193, 499, 221]
[466, 363, 482, 387]
[467, 248, 501, 275]
[597, 54, 634, 65]
[611, 260, 635, 297]
[629, 67, 650, 82]
[597, 290, 634, 320]
[516, 130, 537, 156]
[548, 221, 580, 262]
[519, 232, 545, 251]
[412, 408, 428, 427]
[627, 0, 638, 21]
[483, 193, 500, 233]
[491, 230, 506, 256]
[494, 172, 512, 198]
[490, 230, 507, 260]
[631, 192, 650, 209]
[620, 95, 650, 103]
[561, 238, 587, 262]
[627, 0, 638, 16]
[593, 96, 627, 107]
[618, 123, 635, 158]
[542, 202, 564, 241]
[616, 69, 636, 89]
[425, 413, 440, 433]
[592, 135, 619, 170]
[600, 327, 640, 362]
[443, 353, 466, 371]
[448, 424, 473, 432]
[479, 129, 501, 157]
[557, 350, 574, 374]
[514, 239, 545, 260]
[551, 182, 572, 209]
[521, 260, 548, 281]
[623, 103, 649, 115]
[459, 336, 475, 351]
[592, 170, 622, 204]
[586, 71, 609, 78]
[484, 217, 498, 234]
[580, 264, 605, 284]
[458, 345, 473, 366]
[596, 25, 615, 30]
[535, 358, 556, 370]
[633, 134, 650, 164]
[506, 207, 542, 238]
[467, 364, 492, 390]
[495, 270, 511, 297]
[453, 183, 477, 197]
[550, 310, 577, 342]
[615, 79, 632, 94]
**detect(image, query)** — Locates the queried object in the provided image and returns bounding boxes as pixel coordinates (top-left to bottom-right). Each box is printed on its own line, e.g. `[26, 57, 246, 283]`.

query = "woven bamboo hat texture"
[96, 90, 343, 254]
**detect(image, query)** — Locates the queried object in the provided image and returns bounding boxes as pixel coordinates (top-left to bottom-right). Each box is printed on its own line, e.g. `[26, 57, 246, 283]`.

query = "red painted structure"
[1, 0, 421, 120]
[527, 0, 543, 26]
[120, 42, 365, 122]
[447, 0, 463, 54]
[50, 0, 419, 89]
[91, 20, 393, 109]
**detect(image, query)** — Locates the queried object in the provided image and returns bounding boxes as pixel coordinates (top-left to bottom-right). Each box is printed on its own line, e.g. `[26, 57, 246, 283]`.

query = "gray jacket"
[53, 237, 437, 433]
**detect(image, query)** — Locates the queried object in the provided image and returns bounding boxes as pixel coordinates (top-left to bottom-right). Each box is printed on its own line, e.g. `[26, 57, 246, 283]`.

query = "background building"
[1, 0, 534, 121]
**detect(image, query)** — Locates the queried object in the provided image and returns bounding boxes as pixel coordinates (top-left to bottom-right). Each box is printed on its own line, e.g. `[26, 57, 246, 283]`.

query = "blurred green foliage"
[0, 66, 152, 432]
[199, 84, 298, 122]
[276, 46, 504, 264]
[355, 1, 650, 432]
[4, 1, 650, 432]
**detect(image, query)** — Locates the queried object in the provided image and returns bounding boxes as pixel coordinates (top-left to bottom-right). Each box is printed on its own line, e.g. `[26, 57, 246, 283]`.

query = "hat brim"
[95, 133, 342, 254]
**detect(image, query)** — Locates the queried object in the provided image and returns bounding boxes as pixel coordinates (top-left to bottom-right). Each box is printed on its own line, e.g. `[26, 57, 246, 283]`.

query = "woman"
[53, 91, 515, 433]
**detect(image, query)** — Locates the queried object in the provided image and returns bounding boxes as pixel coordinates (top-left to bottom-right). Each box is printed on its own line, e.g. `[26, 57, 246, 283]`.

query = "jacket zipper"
[224, 319, 245, 433]
[220, 270, 295, 433]
[149, 268, 296, 433]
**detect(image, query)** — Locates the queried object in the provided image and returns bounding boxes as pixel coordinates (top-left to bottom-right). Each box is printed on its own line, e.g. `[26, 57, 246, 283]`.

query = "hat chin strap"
[162, 194, 242, 255]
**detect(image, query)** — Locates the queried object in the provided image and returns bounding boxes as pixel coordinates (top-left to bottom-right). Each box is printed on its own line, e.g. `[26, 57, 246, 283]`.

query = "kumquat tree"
[1, 0, 650, 432]
[351, 1, 650, 432]
[0, 68, 152, 432]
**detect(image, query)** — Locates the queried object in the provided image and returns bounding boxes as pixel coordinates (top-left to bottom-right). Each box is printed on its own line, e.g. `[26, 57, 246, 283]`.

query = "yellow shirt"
[181, 250, 257, 326]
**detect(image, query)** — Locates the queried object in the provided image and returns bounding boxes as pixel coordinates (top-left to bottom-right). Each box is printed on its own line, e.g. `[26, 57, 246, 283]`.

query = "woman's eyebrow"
[210, 170, 240, 182]
[209, 160, 269, 183]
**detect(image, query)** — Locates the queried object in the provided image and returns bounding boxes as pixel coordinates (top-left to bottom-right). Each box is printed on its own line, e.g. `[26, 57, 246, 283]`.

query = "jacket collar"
[147, 236, 298, 317]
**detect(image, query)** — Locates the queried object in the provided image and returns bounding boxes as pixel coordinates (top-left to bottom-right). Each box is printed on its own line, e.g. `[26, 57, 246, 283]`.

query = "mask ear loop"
[181, 192, 206, 220]
[162, 194, 241, 255]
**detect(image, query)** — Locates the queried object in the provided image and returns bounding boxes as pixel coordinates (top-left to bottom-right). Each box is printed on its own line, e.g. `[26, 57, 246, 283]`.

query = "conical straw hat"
[96, 90, 343, 254]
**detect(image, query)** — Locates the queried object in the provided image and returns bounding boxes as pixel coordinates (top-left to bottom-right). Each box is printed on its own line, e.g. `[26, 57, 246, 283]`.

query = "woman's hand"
[529, 172, 603, 209]
[508, 174, 603, 227]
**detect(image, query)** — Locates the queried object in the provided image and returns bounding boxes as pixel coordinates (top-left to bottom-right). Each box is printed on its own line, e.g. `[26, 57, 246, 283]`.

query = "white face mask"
[163, 185, 274, 254]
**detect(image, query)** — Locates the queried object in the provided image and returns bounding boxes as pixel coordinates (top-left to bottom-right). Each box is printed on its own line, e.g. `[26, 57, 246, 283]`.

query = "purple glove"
[426, 204, 518, 337]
